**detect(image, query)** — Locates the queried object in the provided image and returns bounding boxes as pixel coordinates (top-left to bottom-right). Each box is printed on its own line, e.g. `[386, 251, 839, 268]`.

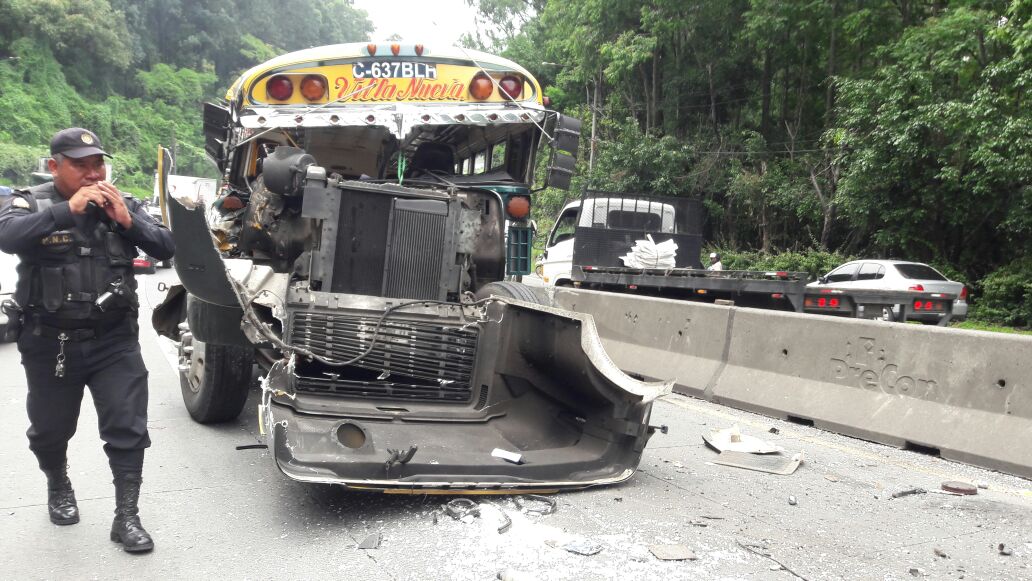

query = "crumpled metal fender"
[158, 158, 237, 308]
[259, 296, 674, 492]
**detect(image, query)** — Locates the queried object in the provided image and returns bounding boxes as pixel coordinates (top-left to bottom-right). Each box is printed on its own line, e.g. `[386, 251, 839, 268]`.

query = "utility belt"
[26, 311, 134, 342]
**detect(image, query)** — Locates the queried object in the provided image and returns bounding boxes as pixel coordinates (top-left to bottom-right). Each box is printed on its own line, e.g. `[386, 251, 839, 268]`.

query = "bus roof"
[226, 42, 541, 106]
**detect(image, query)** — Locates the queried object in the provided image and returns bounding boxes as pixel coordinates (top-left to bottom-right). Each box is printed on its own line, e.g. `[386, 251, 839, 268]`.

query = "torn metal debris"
[713, 451, 804, 475]
[513, 495, 557, 516]
[891, 487, 927, 499]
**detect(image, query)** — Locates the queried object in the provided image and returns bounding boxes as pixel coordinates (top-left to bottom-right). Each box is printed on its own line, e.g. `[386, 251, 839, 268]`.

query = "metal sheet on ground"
[1, 270, 1031, 580]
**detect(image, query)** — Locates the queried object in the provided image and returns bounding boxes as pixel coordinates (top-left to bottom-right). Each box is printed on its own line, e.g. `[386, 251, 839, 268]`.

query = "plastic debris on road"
[547, 538, 603, 556]
[703, 425, 785, 454]
[648, 544, 698, 561]
[358, 532, 381, 549]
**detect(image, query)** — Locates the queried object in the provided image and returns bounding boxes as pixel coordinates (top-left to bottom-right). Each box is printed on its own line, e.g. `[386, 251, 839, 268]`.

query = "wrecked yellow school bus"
[155, 42, 671, 493]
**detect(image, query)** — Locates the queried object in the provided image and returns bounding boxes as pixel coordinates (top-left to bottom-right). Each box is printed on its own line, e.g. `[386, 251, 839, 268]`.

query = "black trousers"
[18, 319, 150, 476]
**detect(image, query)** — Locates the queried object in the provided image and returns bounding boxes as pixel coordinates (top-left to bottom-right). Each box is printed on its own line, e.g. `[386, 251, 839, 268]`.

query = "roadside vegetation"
[465, 0, 1029, 330]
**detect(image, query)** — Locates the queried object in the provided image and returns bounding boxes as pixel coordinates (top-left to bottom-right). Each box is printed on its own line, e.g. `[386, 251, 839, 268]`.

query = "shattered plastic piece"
[891, 487, 927, 499]
[713, 451, 803, 475]
[497, 569, 540, 581]
[941, 481, 977, 495]
[788, 495, 797, 506]
[358, 532, 381, 549]
[548, 538, 603, 556]
[998, 543, 1012, 556]
[934, 548, 949, 559]
[485, 502, 512, 534]
[491, 448, 524, 465]
[824, 474, 840, 482]
[649, 544, 698, 561]
[909, 567, 928, 577]
[767, 426, 780, 435]
[514, 494, 557, 516]
[703, 425, 785, 454]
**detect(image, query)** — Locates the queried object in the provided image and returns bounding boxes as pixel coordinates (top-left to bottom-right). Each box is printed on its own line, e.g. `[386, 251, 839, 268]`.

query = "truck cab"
[539, 195, 688, 286]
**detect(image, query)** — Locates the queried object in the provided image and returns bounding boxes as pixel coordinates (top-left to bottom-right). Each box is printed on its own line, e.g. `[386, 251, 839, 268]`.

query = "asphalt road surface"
[1, 267, 1030, 580]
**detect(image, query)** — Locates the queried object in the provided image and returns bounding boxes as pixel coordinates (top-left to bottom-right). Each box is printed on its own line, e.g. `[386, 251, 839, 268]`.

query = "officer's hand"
[68, 185, 110, 215]
[95, 182, 132, 229]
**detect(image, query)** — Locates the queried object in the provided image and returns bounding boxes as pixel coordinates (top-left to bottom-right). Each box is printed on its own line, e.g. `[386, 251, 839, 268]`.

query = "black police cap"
[50, 128, 111, 159]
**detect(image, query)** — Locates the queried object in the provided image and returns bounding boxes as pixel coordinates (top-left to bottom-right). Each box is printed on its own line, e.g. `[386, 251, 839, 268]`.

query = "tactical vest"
[15, 183, 138, 322]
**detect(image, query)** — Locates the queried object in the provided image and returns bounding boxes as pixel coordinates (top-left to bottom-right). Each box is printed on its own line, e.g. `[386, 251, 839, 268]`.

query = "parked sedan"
[808, 260, 968, 323]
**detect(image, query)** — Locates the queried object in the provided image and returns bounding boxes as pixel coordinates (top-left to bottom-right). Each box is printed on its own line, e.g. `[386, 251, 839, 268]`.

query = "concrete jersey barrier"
[553, 287, 1032, 479]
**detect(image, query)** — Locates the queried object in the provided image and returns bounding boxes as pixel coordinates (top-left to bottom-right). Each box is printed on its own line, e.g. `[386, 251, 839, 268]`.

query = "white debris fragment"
[492, 448, 524, 464]
[704, 425, 785, 454]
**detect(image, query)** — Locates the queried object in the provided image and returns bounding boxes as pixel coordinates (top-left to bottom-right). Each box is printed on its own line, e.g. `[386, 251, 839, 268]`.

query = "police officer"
[0, 128, 174, 553]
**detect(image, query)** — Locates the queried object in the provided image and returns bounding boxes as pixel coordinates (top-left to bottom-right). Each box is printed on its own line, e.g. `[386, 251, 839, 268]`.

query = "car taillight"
[300, 75, 327, 100]
[266, 75, 293, 100]
[498, 75, 523, 100]
[469, 73, 494, 100]
[505, 196, 530, 219]
[908, 284, 924, 291]
[960, 286, 967, 300]
[133, 258, 150, 267]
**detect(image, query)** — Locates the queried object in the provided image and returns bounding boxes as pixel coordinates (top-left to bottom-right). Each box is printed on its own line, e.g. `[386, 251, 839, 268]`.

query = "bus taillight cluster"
[266, 74, 328, 102]
[469, 73, 524, 101]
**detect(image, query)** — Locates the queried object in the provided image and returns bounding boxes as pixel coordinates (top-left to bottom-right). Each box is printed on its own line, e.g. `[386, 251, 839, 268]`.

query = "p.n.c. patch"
[12, 197, 30, 209]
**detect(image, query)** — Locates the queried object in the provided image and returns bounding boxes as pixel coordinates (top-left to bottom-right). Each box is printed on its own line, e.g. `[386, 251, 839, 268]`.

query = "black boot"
[42, 466, 79, 525]
[110, 474, 154, 553]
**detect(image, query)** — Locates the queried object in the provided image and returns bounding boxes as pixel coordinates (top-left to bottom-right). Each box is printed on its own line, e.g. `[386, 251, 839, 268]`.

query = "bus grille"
[290, 312, 478, 402]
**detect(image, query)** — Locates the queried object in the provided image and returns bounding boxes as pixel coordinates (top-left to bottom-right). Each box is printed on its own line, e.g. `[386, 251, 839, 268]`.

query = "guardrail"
[553, 287, 1032, 479]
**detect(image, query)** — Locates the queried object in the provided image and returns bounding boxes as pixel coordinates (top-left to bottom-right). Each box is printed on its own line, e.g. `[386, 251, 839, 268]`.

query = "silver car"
[808, 260, 968, 323]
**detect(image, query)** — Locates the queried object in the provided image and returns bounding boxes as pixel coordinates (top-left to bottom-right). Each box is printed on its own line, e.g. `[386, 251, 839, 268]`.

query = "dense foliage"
[0, 0, 371, 194]
[466, 0, 1030, 325]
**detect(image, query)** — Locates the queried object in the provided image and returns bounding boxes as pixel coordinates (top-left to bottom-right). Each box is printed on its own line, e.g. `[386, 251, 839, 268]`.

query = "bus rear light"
[469, 73, 494, 100]
[771, 293, 784, 299]
[391, 43, 401, 56]
[499, 75, 523, 99]
[266, 75, 293, 100]
[415, 44, 424, 56]
[908, 284, 924, 291]
[366, 43, 377, 56]
[300, 75, 327, 100]
[505, 196, 530, 219]
[830, 298, 840, 307]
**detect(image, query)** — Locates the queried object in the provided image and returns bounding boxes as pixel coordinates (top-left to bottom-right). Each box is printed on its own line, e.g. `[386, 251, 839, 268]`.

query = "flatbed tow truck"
[541, 192, 957, 325]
